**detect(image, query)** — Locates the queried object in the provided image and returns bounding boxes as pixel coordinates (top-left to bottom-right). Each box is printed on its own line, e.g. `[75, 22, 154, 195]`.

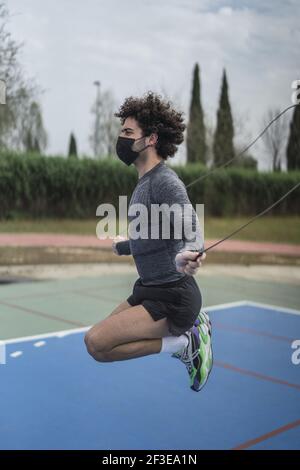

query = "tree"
[186, 63, 207, 164]
[286, 103, 300, 171]
[262, 108, 288, 172]
[89, 83, 120, 159]
[20, 100, 47, 153]
[213, 69, 235, 167]
[0, 2, 45, 151]
[232, 110, 257, 169]
[68, 132, 78, 158]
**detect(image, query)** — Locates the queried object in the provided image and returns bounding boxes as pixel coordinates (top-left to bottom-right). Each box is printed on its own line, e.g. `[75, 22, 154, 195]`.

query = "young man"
[85, 92, 213, 392]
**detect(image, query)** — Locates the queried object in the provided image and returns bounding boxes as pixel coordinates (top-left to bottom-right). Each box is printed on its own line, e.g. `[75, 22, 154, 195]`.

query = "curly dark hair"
[114, 91, 186, 159]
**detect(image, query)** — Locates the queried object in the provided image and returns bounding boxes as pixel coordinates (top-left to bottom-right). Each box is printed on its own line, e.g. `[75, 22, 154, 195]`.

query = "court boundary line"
[3, 326, 90, 345]
[3, 300, 300, 345]
[209, 300, 300, 316]
[2, 300, 247, 345]
[245, 300, 300, 317]
[0, 299, 85, 328]
[232, 418, 300, 450]
[213, 321, 294, 343]
[215, 360, 300, 391]
[205, 300, 247, 312]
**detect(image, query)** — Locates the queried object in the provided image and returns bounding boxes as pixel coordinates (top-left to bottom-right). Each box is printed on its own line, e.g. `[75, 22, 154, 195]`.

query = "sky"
[4, 0, 300, 169]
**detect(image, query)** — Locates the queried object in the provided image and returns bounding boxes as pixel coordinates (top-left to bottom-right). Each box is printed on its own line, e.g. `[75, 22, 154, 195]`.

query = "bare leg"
[91, 338, 162, 362]
[85, 304, 171, 362]
[107, 300, 131, 317]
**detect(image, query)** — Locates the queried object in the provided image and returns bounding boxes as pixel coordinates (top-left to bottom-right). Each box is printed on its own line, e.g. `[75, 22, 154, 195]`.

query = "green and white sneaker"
[172, 309, 212, 360]
[173, 314, 213, 392]
[196, 310, 212, 336]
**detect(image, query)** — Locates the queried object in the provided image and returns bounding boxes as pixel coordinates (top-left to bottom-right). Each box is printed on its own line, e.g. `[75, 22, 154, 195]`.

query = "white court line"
[1, 301, 247, 345]
[244, 300, 300, 317]
[3, 326, 90, 345]
[0, 340, 6, 364]
[10, 351, 23, 358]
[205, 300, 300, 316]
[33, 341, 46, 348]
[1, 300, 300, 346]
[204, 300, 248, 312]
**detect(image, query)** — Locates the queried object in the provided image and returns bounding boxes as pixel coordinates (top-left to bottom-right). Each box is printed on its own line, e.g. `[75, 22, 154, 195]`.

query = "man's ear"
[150, 133, 158, 146]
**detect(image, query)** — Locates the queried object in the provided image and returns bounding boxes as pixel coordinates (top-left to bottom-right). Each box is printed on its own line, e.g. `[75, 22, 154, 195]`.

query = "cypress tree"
[68, 132, 78, 158]
[213, 69, 235, 166]
[33, 137, 40, 154]
[186, 63, 207, 164]
[286, 104, 300, 170]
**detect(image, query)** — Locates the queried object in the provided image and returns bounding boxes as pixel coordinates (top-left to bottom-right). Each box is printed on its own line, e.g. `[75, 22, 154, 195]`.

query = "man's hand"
[112, 235, 127, 255]
[175, 251, 206, 276]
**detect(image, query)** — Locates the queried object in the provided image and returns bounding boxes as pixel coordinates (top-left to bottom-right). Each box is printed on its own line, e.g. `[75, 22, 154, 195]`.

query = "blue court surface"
[1, 300, 300, 450]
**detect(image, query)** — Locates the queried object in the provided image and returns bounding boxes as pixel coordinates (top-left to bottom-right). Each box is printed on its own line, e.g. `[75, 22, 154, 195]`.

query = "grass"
[204, 216, 300, 244]
[0, 216, 299, 244]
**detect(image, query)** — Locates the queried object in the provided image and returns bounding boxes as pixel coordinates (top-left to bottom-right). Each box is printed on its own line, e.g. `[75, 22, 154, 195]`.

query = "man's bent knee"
[84, 330, 114, 361]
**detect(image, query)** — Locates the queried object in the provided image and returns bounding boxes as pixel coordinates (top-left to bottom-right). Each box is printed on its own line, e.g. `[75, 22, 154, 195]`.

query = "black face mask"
[116, 136, 152, 166]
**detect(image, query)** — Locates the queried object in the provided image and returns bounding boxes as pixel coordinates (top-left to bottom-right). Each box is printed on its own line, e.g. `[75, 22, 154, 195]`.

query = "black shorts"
[126, 275, 202, 336]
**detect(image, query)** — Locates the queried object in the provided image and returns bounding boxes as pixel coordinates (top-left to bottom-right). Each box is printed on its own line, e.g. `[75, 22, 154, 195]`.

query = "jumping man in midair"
[85, 92, 213, 392]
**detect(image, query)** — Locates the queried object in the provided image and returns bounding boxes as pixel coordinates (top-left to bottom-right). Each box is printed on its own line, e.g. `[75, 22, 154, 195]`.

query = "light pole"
[93, 80, 101, 157]
[0, 79, 6, 105]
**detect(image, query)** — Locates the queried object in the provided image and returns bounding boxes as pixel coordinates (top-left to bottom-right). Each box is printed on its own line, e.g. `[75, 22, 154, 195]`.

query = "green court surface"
[1, 272, 299, 340]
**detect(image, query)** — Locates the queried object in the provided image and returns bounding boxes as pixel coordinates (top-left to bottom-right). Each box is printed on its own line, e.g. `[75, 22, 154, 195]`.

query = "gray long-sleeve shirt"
[116, 160, 204, 285]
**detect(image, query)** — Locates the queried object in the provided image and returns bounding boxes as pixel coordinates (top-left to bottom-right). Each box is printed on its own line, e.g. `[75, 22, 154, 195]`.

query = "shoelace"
[179, 332, 199, 364]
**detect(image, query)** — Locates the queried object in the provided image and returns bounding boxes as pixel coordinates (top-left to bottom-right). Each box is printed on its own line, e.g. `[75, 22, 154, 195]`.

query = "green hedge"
[0, 151, 299, 219]
[175, 164, 300, 216]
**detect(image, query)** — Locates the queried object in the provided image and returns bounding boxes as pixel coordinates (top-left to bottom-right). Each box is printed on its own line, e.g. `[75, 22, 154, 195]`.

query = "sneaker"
[196, 310, 212, 336]
[172, 309, 212, 360]
[176, 324, 213, 392]
[193, 322, 213, 391]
